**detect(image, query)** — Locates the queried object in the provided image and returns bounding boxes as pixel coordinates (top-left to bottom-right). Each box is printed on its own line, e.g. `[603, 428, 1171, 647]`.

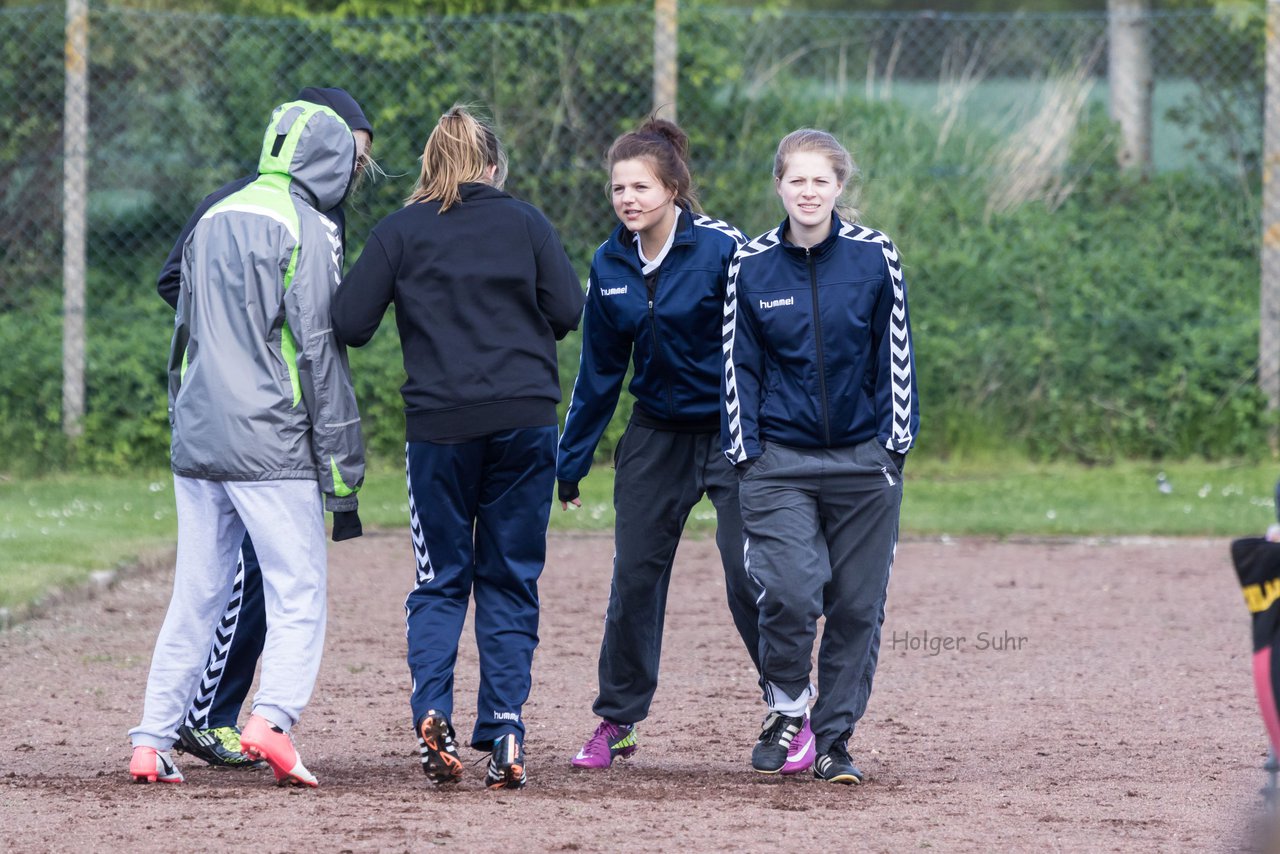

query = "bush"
[6, 55, 1267, 471]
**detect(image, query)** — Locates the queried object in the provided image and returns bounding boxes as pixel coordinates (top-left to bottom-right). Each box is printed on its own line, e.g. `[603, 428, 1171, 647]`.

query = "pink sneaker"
[129, 746, 184, 784]
[571, 719, 637, 769]
[240, 714, 318, 788]
[779, 713, 815, 775]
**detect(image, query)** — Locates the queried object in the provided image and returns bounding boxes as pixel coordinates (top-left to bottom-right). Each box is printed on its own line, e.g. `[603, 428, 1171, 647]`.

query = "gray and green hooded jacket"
[168, 100, 364, 511]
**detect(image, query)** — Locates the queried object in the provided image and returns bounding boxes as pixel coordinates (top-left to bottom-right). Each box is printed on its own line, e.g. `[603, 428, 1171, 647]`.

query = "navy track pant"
[185, 534, 266, 730]
[404, 426, 557, 750]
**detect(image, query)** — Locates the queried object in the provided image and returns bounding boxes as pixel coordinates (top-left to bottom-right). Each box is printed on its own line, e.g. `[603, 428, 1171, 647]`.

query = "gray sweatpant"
[593, 423, 761, 725]
[738, 439, 902, 754]
[130, 476, 327, 749]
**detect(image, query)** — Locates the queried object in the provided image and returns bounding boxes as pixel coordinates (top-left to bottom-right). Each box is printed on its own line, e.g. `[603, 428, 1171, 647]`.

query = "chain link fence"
[0, 3, 1265, 465]
[2, 5, 1261, 296]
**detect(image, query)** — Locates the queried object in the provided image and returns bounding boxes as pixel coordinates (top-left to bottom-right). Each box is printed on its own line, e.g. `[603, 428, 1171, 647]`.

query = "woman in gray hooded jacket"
[128, 100, 364, 789]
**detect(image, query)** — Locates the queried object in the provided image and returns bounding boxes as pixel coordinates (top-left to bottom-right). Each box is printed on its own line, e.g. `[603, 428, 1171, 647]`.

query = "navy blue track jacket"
[722, 213, 919, 464]
[557, 208, 746, 484]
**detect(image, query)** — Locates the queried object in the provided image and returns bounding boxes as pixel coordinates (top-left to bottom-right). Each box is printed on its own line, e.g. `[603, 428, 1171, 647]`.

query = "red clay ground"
[0, 532, 1269, 852]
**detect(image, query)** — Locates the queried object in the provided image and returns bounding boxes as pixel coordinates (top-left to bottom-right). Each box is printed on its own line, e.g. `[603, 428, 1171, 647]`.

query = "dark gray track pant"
[593, 423, 761, 725]
[738, 439, 902, 754]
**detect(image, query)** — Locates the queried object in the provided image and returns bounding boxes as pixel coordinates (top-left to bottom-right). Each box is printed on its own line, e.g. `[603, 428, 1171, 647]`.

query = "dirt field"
[0, 532, 1270, 852]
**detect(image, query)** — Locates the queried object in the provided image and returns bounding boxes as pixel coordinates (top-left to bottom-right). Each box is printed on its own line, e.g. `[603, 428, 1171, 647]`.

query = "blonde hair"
[773, 128, 861, 222]
[347, 129, 382, 197]
[406, 105, 508, 212]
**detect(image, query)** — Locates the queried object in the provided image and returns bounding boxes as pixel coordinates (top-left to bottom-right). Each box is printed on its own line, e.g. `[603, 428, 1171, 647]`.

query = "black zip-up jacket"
[331, 183, 585, 441]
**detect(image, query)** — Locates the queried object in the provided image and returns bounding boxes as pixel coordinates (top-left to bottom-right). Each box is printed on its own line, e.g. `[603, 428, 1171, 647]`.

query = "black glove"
[558, 479, 580, 504]
[889, 451, 906, 476]
[332, 509, 363, 542]
[736, 456, 758, 476]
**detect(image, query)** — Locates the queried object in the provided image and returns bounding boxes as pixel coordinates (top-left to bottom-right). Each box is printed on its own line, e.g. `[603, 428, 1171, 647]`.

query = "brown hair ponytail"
[606, 116, 701, 213]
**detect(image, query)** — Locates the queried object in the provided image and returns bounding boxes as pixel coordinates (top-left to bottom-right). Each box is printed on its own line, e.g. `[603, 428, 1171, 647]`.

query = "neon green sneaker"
[176, 724, 266, 769]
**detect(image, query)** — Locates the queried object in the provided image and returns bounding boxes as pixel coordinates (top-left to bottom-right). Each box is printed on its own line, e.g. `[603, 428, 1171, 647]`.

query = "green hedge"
[3, 89, 1266, 473]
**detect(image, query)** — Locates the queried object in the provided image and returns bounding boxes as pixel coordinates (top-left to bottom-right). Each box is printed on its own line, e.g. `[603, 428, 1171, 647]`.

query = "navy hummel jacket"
[722, 213, 918, 464]
[557, 207, 746, 484]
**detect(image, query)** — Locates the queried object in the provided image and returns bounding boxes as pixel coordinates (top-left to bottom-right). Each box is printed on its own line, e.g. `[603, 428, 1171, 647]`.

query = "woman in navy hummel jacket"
[332, 106, 585, 790]
[559, 118, 813, 775]
[723, 129, 919, 784]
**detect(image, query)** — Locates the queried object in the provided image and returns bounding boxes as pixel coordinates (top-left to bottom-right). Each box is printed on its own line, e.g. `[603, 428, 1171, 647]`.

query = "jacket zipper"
[808, 247, 832, 445]
[645, 267, 675, 418]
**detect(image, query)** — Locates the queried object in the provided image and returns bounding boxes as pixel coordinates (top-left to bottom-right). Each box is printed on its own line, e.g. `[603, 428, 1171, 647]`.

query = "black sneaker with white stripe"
[485, 734, 527, 790]
[417, 711, 463, 785]
[813, 740, 864, 784]
[751, 711, 806, 774]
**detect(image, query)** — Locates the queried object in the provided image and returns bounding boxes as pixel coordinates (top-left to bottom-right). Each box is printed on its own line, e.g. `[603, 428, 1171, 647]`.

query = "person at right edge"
[154, 87, 374, 770]
[722, 128, 919, 784]
[332, 105, 584, 790]
[557, 117, 814, 775]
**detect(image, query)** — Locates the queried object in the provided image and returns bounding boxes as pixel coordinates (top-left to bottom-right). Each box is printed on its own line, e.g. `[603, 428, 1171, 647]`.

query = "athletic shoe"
[779, 713, 815, 775]
[571, 719, 638, 769]
[751, 711, 807, 774]
[129, 746, 184, 784]
[485, 733, 527, 790]
[417, 711, 463, 785]
[239, 714, 318, 788]
[813, 741, 864, 785]
[176, 724, 266, 769]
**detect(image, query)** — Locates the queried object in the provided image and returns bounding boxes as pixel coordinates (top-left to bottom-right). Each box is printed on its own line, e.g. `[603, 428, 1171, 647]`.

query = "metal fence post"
[653, 0, 677, 122]
[62, 0, 88, 441]
[1108, 0, 1152, 173]
[1264, 0, 1280, 446]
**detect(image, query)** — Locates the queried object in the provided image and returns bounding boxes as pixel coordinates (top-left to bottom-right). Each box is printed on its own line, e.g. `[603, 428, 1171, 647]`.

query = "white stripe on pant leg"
[406, 445, 435, 584]
[185, 551, 247, 728]
[230, 479, 326, 733]
[130, 476, 246, 749]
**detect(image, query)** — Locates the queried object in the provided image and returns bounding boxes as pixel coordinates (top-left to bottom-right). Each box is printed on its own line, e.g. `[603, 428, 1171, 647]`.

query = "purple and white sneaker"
[571, 719, 638, 769]
[779, 713, 815, 775]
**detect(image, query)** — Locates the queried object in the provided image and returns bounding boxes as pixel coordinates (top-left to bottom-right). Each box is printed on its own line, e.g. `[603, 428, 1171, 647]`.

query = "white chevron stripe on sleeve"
[839, 223, 914, 451]
[721, 228, 781, 463]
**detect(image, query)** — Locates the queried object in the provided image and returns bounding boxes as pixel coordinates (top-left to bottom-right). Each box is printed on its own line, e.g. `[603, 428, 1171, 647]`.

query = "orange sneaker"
[239, 714, 318, 788]
[129, 746, 184, 784]
[417, 711, 463, 785]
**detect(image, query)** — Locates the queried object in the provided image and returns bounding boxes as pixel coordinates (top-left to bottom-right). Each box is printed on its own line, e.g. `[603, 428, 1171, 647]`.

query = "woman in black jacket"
[332, 105, 585, 791]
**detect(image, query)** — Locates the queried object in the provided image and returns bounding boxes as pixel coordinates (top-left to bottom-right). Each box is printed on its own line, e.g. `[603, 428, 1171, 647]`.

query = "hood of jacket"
[295, 86, 373, 139]
[257, 100, 355, 212]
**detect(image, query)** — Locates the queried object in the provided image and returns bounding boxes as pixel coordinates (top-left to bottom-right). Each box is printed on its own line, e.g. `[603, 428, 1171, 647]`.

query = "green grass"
[2, 457, 1275, 612]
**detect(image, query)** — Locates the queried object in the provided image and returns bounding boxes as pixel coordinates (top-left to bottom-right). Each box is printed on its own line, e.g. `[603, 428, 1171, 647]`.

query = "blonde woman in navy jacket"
[559, 118, 814, 775]
[723, 129, 919, 784]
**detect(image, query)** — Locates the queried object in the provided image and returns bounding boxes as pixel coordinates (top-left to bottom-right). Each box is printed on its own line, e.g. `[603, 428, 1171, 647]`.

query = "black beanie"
[295, 86, 373, 139]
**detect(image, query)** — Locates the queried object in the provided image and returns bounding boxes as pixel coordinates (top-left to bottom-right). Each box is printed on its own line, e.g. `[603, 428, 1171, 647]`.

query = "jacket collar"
[458, 182, 509, 203]
[778, 212, 843, 259]
[603, 206, 697, 264]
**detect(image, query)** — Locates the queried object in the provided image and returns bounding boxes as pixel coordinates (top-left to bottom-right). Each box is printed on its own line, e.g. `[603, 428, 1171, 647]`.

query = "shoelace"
[585, 721, 623, 753]
[761, 712, 800, 746]
[826, 742, 853, 765]
[212, 727, 243, 752]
